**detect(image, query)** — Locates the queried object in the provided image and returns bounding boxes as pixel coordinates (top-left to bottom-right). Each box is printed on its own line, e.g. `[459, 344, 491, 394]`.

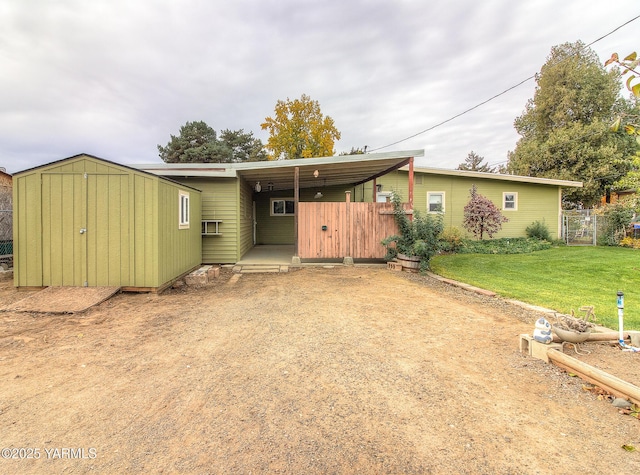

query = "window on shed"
[427, 192, 445, 213]
[271, 198, 295, 216]
[503, 192, 517, 211]
[179, 191, 190, 229]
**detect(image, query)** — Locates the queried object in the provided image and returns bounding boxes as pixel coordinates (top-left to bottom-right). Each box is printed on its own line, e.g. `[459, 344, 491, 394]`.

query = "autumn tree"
[261, 94, 341, 159]
[606, 50, 640, 193]
[457, 151, 494, 172]
[507, 41, 636, 207]
[462, 185, 508, 240]
[158, 121, 266, 163]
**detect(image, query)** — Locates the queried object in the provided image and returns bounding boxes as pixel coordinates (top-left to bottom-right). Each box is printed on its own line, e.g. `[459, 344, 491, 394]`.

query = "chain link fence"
[562, 209, 608, 246]
[0, 182, 12, 267]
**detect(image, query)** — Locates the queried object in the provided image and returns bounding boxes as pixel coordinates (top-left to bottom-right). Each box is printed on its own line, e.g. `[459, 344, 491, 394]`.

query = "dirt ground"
[0, 266, 639, 474]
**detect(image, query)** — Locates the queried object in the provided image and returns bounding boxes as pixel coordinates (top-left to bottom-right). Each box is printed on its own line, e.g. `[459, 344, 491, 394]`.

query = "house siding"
[238, 179, 254, 260]
[367, 170, 563, 239]
[173, 177, 239, 264]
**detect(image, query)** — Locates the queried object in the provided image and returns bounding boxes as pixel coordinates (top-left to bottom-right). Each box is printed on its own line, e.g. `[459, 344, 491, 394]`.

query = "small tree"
[462, 185, 509, 240]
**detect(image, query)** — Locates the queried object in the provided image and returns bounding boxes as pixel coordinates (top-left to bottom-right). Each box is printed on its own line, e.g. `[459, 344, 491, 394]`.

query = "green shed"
[13, 154, 202, 291]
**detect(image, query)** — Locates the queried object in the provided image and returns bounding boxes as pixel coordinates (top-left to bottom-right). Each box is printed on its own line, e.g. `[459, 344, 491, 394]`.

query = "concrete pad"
[2, 286, 120, 314]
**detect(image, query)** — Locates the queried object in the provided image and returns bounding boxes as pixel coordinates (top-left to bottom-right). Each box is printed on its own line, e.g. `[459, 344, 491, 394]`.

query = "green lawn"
[430, 246, 640, 330]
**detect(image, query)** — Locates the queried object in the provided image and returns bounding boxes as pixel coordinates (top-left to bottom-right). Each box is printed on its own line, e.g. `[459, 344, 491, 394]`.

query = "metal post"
[617, 291, 625, 344]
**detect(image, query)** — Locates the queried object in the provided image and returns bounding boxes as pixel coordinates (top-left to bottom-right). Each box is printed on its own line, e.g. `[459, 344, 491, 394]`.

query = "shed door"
[42, 173, 129, 286]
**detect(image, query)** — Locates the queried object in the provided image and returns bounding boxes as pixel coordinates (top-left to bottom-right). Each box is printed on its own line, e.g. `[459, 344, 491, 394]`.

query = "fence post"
[343, 191, 353, 265]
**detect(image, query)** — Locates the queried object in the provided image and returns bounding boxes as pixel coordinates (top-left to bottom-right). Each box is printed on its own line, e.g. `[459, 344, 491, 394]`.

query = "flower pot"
[552, 325, 591, 343]
[397, 254, 420, 273]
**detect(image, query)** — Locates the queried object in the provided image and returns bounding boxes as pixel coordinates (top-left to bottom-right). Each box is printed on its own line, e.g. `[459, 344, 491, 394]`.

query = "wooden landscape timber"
[547, 349, 640, 406]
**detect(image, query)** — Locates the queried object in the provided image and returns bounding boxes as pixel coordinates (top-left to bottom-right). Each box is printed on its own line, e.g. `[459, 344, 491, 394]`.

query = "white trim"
[179, 190, 190, 229]
[503, 192, 518, 211]
[427, 191, 445, 213]
[270, 198, 295, 216]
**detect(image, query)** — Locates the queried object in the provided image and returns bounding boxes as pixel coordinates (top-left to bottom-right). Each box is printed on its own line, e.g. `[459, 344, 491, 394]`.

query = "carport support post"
[408, 156, 414, 221]
[343, 191, 354, 266]
[292, 166, 301, 266]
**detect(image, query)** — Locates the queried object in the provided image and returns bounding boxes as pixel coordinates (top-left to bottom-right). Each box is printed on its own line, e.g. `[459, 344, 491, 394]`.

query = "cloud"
[1, 0, 638, 173]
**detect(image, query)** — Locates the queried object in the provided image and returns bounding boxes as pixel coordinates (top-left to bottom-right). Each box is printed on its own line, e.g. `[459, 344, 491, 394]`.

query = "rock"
[612, 398, 632, 409]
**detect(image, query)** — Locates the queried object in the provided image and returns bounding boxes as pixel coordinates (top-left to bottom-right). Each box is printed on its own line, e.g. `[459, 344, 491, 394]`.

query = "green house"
[364, 167, 582, 240]
[138, 151, 581, 263]
[13, 154, 202, 290]
[13, 151, 581, 284]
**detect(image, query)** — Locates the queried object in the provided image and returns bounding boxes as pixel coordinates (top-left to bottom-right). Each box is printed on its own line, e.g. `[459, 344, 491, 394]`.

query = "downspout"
[408, 157, 414, 221]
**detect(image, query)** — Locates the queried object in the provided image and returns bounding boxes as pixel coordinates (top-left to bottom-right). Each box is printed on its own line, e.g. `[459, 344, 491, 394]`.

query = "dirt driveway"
[1, 267, 639, 474]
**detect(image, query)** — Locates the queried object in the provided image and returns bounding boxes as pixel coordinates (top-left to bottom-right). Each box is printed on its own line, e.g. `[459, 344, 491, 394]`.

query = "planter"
[552, 325, 591, 343]
[397, 253, 420, 273]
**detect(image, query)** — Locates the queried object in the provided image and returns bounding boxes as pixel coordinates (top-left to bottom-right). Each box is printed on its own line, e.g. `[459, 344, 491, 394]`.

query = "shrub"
[462, 185, 508, 240]
[439, 227, 464, 253]
[526, 220, 552, 241]
[381, 192, 443, 271]
[599, 201, 635, 246]
[620, 237, 640, 249]
[458, 237, 552, 254]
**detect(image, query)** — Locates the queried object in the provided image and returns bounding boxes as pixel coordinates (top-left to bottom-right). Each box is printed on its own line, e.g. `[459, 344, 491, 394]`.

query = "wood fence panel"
[298, 201, 400, 259]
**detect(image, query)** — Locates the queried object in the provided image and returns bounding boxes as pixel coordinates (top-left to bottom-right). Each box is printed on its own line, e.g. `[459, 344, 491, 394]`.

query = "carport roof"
[135, 150, 424, 191]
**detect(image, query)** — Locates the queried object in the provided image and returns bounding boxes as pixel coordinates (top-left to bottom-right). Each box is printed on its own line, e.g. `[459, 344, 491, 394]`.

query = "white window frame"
[376, 191, 392, 203]
[503, 192, 518, 211]
[179, 190, 190, 229]
[427, 192, 445, 213]
[270, 198, 295, 216]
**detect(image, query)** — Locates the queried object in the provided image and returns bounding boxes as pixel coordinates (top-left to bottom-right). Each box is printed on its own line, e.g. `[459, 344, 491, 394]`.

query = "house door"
[42, 173, 129, 286]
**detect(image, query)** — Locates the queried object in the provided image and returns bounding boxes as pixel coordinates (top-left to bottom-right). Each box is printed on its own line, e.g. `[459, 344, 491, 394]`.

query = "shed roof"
[14, 154, 201, 191]
[135, 150, 423, 191]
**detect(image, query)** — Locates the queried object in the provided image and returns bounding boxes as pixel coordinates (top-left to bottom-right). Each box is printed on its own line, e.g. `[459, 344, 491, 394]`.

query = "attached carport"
[138, 150, 423, 264]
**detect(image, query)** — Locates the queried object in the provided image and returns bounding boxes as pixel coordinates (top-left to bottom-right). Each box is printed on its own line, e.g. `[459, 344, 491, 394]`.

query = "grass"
[430, 246, 640, 331]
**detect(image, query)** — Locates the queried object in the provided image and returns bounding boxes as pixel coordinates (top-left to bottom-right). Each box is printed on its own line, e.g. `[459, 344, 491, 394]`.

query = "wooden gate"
[297, 201, 400, 259]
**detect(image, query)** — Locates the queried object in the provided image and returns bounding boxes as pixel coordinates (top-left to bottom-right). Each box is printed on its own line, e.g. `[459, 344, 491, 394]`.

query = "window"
[377, 191, 392, 203]
[503, 192, 517, 211]
[271, 198, 295, 216]
[427, 192, 445, 213]
[179, 190, 190, 229]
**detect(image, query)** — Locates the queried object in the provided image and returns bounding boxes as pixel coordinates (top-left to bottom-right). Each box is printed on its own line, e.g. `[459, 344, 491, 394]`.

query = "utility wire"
[369, 13, 640, 153]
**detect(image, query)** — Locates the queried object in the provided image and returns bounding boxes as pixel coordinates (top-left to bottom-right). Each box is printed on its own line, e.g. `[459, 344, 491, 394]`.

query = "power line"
[369, 13, 640, 153]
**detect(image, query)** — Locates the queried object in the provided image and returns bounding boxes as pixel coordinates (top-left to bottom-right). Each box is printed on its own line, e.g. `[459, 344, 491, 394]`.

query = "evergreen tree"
[457, 151, 494, 172]
[507, 41, 636, 207]
[158, 121, 266, 163]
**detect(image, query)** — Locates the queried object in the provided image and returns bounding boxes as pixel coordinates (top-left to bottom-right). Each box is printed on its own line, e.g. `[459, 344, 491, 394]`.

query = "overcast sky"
[1, 1, 639, 174]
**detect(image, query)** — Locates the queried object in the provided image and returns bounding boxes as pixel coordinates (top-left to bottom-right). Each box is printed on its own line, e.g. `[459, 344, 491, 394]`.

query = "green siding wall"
[13, 155, 201, 288]
[157, 181, 202, 287]
[368, 171, 562, 239]
[174, 178, 239, 264]
[238, 180, 254, 260]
